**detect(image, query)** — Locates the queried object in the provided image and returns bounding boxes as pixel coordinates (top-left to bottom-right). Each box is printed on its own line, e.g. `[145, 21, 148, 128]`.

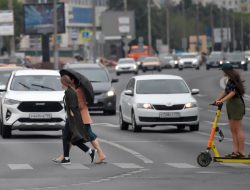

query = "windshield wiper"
[31, 84, 55, 91]
[18, 82, 31, 89]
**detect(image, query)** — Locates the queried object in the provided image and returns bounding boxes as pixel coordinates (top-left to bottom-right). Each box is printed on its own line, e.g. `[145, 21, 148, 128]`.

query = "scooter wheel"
[197, 152, 212, 167]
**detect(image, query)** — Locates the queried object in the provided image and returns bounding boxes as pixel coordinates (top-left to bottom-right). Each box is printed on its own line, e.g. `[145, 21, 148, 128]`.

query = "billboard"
[23, 3, 65, 35]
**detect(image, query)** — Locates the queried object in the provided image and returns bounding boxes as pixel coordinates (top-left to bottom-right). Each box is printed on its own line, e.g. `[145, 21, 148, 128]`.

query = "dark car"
[225, 52, 248, 71]
[63, 63, 118, 115]
[206, 52, 224, 70]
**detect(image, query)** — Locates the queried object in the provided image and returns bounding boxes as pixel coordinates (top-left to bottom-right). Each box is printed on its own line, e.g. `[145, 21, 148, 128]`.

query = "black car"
[225, 52, 248, 71]
[63, 63, 118, 115]
[206, 52, 224, 70]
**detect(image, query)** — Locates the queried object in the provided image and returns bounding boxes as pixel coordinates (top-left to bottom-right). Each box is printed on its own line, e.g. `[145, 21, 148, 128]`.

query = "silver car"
[115, 58, 138, 75]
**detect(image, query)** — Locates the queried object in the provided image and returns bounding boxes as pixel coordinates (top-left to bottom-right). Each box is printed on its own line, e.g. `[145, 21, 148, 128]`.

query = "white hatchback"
[0, 69, 65, 138]
[119, 75, 199, 132]
[115, 58, 138, 75]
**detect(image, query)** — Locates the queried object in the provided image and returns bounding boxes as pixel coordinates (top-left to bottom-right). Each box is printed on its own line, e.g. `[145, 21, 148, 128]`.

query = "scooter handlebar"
[210, 102, 223, 110]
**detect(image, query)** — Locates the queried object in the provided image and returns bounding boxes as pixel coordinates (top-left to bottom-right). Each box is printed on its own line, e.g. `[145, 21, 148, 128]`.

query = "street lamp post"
[8, 0, 15, 56]
[166, 0, 170, 53]
[147, 0, 152, 51]
[53, 0, 59, 69]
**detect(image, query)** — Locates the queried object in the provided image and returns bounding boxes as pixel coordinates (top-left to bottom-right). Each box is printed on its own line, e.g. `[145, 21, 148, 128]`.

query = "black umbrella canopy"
[60, 69, 94, 104]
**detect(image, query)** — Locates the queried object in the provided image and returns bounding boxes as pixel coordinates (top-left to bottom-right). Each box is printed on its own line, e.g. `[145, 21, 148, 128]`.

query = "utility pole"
[210, 4, 214, 51]
[220, 7, 224, 53]
[182, 0, 186, 52]
[124, 0, 127, 11]
[147, 0, 152, 51]
[232, 10, 236, 51]
[196, 3, 200, 52]
[53, 0, 58, 69]
[92, 0, 97, 63]
[8, 0, 15, 56]
[166, 0, 170, 53]
[240, 13, 244, 51]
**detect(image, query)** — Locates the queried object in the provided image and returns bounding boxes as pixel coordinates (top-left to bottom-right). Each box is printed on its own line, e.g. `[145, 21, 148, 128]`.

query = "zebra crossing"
[6, 162, 250, 171]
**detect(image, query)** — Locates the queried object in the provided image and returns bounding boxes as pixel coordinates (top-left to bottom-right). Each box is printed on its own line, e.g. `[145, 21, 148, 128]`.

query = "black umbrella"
[60, 68, 94, 104]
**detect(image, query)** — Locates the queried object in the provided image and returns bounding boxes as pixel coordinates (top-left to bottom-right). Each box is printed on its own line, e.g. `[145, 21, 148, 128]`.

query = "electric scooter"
[197, 103, 250, 167]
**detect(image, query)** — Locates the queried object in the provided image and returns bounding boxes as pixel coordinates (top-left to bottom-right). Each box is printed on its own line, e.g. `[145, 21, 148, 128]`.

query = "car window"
[118, 59, 135, 64]
[10, 75, 62, 91]
[144, 57, 159, 62]
[0, 71, 12, 85]
[136, 79, 189, 94]
[126, 78, 135, 91]
[77, 68, 109, 82]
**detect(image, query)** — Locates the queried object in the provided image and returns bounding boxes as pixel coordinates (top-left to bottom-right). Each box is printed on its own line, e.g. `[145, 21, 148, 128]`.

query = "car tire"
[134, 71, 138, 75]
[142, 68, 146, 72]
[104, 109, 116, 115]
[131, 111, 141, 132]
[2, 125, 11, 138]
[119, 109, 129, 130]
[158, 67, 162, 72]
[195, 66, 200, 70]
[189, 123, 199, 131]
[178, 67, 183, 71]
[206, 65, 210, 70]
[243, 65, 248, 71]
[116, 72, 120, 76]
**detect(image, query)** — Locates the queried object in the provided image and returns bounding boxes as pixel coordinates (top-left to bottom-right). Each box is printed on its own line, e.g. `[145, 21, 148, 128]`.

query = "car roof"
[13, 69, 60, 76]
[118, 58, 134, 61]
[64, 63, 105, 69]
[132, 74, 183, 80]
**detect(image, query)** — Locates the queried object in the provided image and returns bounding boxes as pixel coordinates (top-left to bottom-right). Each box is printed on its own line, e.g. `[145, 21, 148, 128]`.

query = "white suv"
[0, 69, 65, 138]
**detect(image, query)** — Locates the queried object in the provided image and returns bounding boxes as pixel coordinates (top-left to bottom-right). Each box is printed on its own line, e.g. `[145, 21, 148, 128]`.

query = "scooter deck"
[214, 157, 250, 163]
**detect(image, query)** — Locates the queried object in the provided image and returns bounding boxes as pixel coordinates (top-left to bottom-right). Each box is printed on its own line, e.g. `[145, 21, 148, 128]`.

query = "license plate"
[29, 113, 52, 119]
[159, 112, 180, 118]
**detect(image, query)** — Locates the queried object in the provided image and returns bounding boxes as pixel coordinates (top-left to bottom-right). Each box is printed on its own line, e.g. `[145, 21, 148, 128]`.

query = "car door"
[121, 78, 135, 122]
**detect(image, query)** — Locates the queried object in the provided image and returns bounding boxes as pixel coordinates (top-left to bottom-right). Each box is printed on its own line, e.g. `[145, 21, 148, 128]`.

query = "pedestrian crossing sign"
[81, 29, 93, 43]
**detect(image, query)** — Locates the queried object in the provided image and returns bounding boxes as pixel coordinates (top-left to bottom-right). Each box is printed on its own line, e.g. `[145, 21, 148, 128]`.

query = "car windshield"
[227, 53, 244, 60]
[0, 70, 12, 85]
[180, 54, 197, 59]
[208, 54, 222, 61]
[10, 75, 62, 91]
[136, 79, 189, 94]
[118, 59, 135, 64]
[144, 57, 159, 62]
[77, 68, 109, 82]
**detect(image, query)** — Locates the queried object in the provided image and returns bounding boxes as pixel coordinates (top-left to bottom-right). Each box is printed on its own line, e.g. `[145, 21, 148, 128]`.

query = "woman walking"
[53, 75, 96, 164]
[215, 63, 246, 157]
[53, 73, 106, 164]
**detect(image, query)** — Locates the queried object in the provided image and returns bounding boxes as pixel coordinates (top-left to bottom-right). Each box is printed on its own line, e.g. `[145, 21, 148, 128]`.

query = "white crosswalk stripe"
[112, 163, 144, 169]
[62, 163, 90, 169]
[8, 164, 33, 170]
[165, 163, 199, 169]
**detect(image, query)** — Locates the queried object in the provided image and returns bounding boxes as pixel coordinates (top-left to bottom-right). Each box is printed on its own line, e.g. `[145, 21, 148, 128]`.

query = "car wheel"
[116, 72, 120, 76]
[142, 68, 146, 72]
[119, 109, 129, 130]
[177, 125, 185, 130]
[196, 66, 200, 70]
[158, 67, 162, 72]
[189, 123, 199, 131]
[178, 67, 183, 71]
[131, 111, 141, 132]
[2, 125, 11, 138]
[243, 65, 248, 71]
[134, 71, 138, 75]
[206, 65, 210, 70]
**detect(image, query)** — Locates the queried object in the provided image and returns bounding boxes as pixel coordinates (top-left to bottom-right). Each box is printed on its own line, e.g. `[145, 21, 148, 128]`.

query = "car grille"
[18, 118, 63, 122]
[88, 102, 104, 111]
[139, 116, 198, 122]
[17, 102, 63, 112]
[153, 104, 185, 110]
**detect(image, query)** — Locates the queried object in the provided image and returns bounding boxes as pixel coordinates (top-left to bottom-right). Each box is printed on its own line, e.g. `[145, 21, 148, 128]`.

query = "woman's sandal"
[235, 152, 246, 158]
[225, 152, 238, 157]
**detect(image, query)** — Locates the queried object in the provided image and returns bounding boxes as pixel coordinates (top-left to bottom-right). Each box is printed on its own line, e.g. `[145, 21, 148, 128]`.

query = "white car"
[119, 75, 199, 132]
[0, 69, 65, 138]
[178, 53, 201, 70]
[115, 58, 138, 75]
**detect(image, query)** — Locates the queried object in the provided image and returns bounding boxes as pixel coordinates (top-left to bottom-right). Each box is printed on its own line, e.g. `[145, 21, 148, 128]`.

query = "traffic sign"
[80, 29, 93, 43]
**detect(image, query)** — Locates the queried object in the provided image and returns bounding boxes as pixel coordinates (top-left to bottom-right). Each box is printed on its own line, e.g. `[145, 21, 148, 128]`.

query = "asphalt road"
[0, 65, 250, 190]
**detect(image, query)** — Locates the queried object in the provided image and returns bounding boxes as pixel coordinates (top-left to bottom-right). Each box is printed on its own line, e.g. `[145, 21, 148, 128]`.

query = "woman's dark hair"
[224, 70, 245, 95]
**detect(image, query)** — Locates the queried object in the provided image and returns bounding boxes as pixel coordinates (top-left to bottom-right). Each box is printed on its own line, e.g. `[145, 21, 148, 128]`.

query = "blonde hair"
[60, 75, 74, 88]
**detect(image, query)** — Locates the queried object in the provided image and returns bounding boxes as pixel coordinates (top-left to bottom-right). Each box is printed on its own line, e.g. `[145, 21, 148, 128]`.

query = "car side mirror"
[112, 78, 119, 83]
[191, 89, 199, 95]
[124, 89, 133, 96]
[0, 85, 6, 92]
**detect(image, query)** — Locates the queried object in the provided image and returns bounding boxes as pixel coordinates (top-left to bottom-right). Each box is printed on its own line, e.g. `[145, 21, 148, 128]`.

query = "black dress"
[64, 87, 89, 145]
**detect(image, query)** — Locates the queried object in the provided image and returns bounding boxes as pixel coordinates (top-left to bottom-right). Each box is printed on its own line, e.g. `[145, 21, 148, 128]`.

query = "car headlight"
[137, 103, 154, 109]
[133, 65, 137, 69]
[107, 90, 115, 97]
[115, 66, 119, 70]
[241, 61, 246, 65]
[192, 60, 198, 64]
[179, 60, 184, 64]
[184, 102, 197, 109]
[4, 98, 21, 105]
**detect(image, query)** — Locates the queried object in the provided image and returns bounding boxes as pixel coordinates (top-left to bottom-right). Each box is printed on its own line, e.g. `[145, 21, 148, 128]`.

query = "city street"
[0, 66, 250, 190]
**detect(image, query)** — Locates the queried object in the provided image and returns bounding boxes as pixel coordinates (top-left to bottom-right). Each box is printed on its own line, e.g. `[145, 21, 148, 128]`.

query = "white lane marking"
[62, 163, 89, 170]
[203, 120, 228, 126]
[100, 138, 154, 164]
[113, 163, 143, 169]
[196, 171, 225, 174]
[8, 164, 33, 170]
[165, 163, 198, 169]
